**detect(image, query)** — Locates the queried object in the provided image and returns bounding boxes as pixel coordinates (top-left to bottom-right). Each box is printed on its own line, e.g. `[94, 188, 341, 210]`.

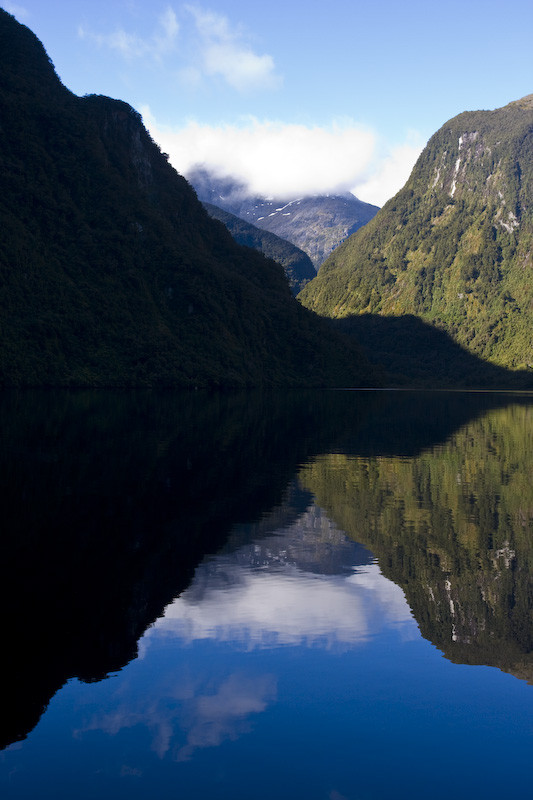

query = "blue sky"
[4, 0, 533, 204]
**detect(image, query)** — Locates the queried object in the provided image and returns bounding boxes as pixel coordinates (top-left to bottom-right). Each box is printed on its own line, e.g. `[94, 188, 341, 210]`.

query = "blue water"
[3, 503, 533, 800]
[2, 390, 533, 799]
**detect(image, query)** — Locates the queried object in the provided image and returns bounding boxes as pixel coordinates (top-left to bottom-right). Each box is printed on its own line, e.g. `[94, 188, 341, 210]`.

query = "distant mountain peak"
[187, 166, 379, 268]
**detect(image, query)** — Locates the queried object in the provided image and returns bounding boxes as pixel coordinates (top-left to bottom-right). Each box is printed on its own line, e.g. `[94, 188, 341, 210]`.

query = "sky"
[3, 0, 533, 205]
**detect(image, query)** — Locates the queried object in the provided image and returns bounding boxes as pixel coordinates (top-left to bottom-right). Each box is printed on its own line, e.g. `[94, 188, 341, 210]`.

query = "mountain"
[300, 400, 533, 682]
[202, 202, 316, 295]
[299, 97, 533, 375]
[2, 387, 522, 747]
[334, 313, 533, 388]
[187, 166, 379, 268]
[0, 10, 377, 389]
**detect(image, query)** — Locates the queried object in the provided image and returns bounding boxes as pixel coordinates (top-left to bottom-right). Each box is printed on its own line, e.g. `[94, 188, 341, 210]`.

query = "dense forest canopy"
[202, 202, 316, 295]
[0, 9, 376, 388]
[300, 96, 533, 376]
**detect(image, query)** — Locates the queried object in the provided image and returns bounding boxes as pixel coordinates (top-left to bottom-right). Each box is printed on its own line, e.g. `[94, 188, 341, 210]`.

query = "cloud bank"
[352, 135, 424, 206]
[144, 113, 423, 206]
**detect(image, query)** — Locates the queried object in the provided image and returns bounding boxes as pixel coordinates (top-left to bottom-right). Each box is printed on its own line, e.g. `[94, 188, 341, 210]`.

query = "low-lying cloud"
[143, 112, 423, 206]
[352, 136, 424, 206]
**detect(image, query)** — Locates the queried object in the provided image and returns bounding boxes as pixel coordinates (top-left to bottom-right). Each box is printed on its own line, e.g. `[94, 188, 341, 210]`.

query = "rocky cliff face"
[300, 97, 533, 372]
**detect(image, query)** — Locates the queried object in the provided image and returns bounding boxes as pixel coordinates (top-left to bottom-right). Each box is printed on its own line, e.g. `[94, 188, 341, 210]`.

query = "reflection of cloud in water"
[177, 673, 276, 761]
[78, 671, 277, 762]
[148, 564, 415, 650]
[143, 502, 416, 650]
[78, 505, 414, 765]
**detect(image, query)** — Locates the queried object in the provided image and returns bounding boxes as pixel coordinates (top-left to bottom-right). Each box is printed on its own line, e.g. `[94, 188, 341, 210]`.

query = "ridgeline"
[202, 202, 316, 295]
[0, 10, 376, 389]
[188, 166, 379, 269]
[300, 97, 533, 386]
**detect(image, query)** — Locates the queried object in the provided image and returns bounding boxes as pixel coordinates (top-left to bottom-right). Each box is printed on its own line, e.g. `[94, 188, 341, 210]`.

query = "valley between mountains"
[1, 8, 532, 389]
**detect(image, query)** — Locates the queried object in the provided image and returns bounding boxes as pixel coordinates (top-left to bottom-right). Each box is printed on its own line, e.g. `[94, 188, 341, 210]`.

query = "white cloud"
[185, 5, 281, 92]
[352, 136, 424, 206]
[78, 6, 179, 62]
[154, 6, 180, 54]
[77, 5, 280, 93]
[177, 673, 276, 761]
[143, 111, 423, 205]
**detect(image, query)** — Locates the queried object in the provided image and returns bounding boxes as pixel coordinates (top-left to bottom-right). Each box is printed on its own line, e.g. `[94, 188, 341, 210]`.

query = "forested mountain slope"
[0, 10, 376, 388]
[202, 202, 316, 295]
[300, 97, 533, 373]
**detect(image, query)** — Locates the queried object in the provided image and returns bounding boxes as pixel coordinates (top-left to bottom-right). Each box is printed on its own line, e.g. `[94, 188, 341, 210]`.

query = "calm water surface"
[2, 389, 533, 799]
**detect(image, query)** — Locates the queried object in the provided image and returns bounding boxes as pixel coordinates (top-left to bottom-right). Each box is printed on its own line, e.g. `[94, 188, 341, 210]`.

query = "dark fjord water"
[2, 389, 533, 799]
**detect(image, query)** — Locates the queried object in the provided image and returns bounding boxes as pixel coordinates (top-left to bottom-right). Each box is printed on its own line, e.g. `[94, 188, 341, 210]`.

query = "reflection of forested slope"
[4, 389, 533, 748]
[2, 389, 352, 748]
[299, 403, 533, 681]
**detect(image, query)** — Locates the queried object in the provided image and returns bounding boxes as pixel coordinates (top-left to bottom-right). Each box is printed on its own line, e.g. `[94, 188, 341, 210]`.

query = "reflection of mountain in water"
[3, 388, 533, 749]
[2, 389, 348, 749]
[210, 481, 374, 578]
[300, 402, 533, 682]
[152, 498, 412, 650]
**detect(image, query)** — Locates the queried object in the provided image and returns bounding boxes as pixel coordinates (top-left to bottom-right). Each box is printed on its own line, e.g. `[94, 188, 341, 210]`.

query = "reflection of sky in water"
[77, 670, 277, 762]
[143, 506, 416, 657]
[78, 503, 416, 763]
[146, 564, 415, 649]
[142, 503, 416, 651]
[5, 497, 533, 799]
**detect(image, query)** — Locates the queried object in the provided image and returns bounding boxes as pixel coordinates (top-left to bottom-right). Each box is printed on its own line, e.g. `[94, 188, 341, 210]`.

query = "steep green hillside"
[202, 202, 316, 295]
[300, 97, 533, 372]
[300, 401, 533, 680]
[0, 10, 376, 388]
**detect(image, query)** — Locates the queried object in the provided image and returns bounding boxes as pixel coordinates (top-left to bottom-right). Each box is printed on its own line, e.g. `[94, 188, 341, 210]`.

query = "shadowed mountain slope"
[0, 10, 376, 389]
[202, 202, 316, 295]
[333, 313, 533, 388]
